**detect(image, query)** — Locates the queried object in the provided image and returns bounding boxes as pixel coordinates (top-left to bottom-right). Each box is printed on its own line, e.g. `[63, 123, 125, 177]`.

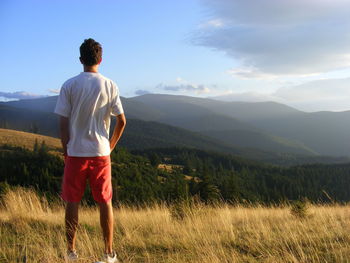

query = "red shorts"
[61, 155, 112, 203]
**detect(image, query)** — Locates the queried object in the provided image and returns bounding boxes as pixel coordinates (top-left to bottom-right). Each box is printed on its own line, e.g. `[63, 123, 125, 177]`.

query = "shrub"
[290, 199, 309, 219]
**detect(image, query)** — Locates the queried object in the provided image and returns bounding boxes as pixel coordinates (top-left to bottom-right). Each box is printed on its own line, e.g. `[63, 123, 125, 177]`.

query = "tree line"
[1, 143, 350, 205]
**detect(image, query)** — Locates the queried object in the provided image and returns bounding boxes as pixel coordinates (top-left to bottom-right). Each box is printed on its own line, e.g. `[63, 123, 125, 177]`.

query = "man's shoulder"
[62, 74, 81, 88]
[97, 73, 116, 86]
[61, 73, 118, 91]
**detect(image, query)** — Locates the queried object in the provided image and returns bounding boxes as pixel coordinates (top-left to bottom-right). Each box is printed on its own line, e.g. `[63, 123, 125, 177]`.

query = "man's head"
[79, 38, 102, 66]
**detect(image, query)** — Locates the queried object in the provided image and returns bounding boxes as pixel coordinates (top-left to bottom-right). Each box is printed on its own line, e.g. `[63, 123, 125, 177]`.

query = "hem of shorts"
[95, 197, 113, 204]
[61, 194, 81, 203]
[61, 193, 112, 204]
[67, 152, 110, 157]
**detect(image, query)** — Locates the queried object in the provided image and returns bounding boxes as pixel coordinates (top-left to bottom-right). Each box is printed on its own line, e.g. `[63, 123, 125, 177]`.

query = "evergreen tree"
[33, 139, 39, 152]
[39, 140, 49, 155]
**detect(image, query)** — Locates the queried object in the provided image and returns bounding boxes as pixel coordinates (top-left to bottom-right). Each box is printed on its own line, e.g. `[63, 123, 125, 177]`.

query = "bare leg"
[99, 201, 114, 254]
[65, 202, 79, 252]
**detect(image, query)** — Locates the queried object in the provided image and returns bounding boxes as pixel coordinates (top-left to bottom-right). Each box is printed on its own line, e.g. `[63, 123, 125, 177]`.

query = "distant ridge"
[3, 93, 350, 161]
[0, 104, 269, 159]
[2, 95, 315, 156]
[133, 93, 302, 120]
[129, 93, 350, 156]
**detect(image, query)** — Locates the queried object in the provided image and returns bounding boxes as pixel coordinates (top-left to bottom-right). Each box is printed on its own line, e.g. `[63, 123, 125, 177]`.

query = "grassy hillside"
[1, 188, 350, 262]
[0, 128, 62, 156]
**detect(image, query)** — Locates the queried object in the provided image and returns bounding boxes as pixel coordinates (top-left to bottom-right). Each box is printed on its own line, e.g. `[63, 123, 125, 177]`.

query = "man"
[54, 38, 126, 263]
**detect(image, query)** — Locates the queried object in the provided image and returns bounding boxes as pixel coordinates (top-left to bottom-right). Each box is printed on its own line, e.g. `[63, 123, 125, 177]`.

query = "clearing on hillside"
[0, 128, 62, 154]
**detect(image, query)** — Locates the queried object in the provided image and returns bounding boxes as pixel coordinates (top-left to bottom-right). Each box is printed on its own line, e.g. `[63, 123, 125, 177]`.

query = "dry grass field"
[0, 128, 61, 155]
[1, 188, 350, 263]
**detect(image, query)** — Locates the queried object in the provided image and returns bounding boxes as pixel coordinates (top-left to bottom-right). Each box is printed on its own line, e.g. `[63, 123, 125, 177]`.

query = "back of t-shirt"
[54, 72, 124, 157]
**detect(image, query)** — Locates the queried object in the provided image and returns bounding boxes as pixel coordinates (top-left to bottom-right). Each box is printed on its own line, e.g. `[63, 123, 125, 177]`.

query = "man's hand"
[110, 113, 126, 153]
[59, 116, 70, 156]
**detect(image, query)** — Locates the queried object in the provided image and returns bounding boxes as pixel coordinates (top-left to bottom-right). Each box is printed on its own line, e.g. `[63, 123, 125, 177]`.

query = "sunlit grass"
[1, 188, 350, 262]
[0, 128, 61, 156]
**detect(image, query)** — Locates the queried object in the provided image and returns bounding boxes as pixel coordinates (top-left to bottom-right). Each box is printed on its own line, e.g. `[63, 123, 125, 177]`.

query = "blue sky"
[2, 0, 350, 111]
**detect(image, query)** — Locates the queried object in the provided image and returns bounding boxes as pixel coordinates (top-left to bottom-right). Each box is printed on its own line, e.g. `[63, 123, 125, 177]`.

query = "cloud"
[194, 0, 350, 77]
[199, 19, 225, 29]
[159, 84, 210, 94]
[157, 78, 211, 95]
[227, 67, 277, 80]
[0, 91, 47, 100]
[48, 89, 60, 94]
[273, 77, 350, 102]
[135, 89, 152, 96]
[212, 77, 350, 111]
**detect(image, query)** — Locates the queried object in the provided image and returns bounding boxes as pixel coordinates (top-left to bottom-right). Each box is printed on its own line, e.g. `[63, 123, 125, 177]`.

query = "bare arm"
[59, 116, 70, 156]
[110, 113, 126, 153]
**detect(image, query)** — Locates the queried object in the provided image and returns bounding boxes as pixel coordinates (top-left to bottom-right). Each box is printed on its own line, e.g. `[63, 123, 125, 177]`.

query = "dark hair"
[79, 38, 102, 66]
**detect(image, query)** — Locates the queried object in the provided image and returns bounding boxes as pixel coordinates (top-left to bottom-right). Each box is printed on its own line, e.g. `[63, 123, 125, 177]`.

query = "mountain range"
[129, 94, 350, 157]
[1, 93, 350, 165]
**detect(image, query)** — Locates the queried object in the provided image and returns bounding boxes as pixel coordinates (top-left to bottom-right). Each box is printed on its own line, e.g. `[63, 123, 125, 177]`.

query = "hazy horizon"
[1, 92, 350, 113]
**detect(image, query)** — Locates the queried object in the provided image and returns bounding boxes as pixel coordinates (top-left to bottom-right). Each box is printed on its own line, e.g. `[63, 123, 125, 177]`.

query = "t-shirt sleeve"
[54, 85, 71, 118]
[111, 84, 124, 116]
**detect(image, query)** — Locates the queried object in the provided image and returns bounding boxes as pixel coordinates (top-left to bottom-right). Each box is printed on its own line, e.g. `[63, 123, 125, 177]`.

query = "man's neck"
[83, 65, 99, 73]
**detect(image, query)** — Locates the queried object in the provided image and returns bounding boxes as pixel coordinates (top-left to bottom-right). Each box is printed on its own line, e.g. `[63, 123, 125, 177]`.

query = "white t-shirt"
[54, 72, 124, 157]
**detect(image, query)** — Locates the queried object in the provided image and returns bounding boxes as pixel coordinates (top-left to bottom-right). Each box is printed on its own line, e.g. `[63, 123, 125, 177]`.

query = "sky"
[1, 0, 350, 112]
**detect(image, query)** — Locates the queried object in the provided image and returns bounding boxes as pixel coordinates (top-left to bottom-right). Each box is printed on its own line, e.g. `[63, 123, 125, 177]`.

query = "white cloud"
[0, 91, 47, 100]
[156, 77, 211, 95]
[176, 77, 185, 83]
[157, 78, 211, 95]
[227, 67, 277, 80]
[158, 83, 210, 95]
[212, 77, 350, 112]
[195, 0, 350, 77]
[199, 19, 225, 29]
[48, 89, 60, 94]
[274, 78, 350, 102]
